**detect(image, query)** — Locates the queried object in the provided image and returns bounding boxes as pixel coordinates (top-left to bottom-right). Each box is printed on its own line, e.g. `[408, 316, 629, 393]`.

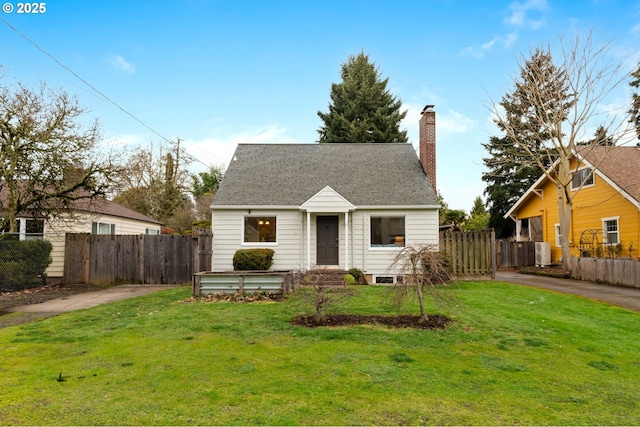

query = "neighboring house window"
[244, 216, 276, 243]
[602, 217, 620, 245]
[555, 224, 561, 247]
[0, 218, 45, 240]
[370, 216, 405, 247]
[146, 228, 160, 235]
[92, 221, 116, 235]
[571, 168, 594, 190]
[24, 219, 45, 240]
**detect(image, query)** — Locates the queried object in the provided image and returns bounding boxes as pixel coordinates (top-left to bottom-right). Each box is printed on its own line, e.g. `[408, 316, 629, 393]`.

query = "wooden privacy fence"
[570, 256, 640, 288]
[63, 229, 213, 285]
[496, 240, 536, 270]
[439, 230, 496, 279]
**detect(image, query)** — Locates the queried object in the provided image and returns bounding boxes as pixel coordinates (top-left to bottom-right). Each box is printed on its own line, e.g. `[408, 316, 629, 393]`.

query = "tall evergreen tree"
[466, 196, 490, 231]
[629, 62, 640, 140]
[489, 33, 628, 273]
[482, 49, 568, 238]
[317, 52, 408, 143]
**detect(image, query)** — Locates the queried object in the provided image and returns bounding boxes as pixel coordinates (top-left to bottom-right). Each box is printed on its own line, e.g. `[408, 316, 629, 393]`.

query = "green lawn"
[1, 282, 639, 426]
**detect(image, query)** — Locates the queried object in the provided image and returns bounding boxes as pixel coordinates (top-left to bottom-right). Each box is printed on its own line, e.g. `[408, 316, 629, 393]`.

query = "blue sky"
[1, 0, 639, 211]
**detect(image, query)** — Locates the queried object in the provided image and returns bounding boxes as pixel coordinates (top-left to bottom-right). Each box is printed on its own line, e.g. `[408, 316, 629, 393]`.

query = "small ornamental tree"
[293, 268, 354, 323]
[389, 244, 455, 323]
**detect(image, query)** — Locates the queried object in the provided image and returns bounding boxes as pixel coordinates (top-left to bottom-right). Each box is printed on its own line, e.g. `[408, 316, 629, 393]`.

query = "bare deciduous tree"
[0, 77, 118, 232]
[112, 142, 193, 232]
[292, 268, 354, 323]
[390, 244, 455, 323]
[490, 32, 633, 272]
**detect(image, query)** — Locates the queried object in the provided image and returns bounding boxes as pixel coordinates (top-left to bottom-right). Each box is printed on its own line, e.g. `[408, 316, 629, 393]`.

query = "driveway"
[6, 284, 178, 314]
[495, 270, 640, 312]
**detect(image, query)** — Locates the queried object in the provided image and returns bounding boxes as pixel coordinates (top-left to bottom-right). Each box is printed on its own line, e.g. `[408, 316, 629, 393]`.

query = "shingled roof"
[579, 145, 640, 204]
[212, 143, 438, 207]
[72, 198, 163, 224]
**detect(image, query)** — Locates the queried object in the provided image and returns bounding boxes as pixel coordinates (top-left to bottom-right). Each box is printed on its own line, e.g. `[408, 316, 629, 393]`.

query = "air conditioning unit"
[535, 241, 551, 266]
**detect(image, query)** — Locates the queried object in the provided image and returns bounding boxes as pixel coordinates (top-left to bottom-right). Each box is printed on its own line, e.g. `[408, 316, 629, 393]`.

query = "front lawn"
[1, 282, 639, 425]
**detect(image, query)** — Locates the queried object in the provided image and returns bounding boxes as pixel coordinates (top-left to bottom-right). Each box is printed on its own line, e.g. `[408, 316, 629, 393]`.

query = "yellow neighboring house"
[504, 146, 640, 264]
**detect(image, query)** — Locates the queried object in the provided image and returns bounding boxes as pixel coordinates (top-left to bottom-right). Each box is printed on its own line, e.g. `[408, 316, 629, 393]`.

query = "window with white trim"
[244, 216, 276, 243]
[555, 224, 561, 247]
[571, 168, 594, 190]
[92, 221, 115, 235]
[602, 217, 619, 245]
[145, 228, 160, 235]
[370, 216, 405, 247]
[0, 218, 45, 240]
[24, 219, 45, 240]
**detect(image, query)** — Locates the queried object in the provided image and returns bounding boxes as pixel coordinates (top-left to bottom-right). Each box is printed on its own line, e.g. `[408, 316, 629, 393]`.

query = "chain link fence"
[0, 235, 52, 292]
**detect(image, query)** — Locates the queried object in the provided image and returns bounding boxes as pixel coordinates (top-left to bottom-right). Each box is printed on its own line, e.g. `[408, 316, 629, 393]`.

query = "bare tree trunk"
[415, 283, 429, 323]
[556, 155, 573, 273]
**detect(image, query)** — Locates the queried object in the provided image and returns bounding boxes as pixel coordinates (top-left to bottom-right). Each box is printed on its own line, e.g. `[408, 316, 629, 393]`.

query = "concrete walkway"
[495, 271, 640, 312]
[6, 284, 178, 314]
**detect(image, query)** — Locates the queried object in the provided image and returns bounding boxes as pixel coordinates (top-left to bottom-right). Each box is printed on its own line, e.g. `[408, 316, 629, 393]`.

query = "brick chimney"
[419, 105, 436, 192]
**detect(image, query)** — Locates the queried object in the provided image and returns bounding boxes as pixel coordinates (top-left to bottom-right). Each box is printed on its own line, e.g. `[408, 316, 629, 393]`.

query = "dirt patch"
[291, 313, 451, 330]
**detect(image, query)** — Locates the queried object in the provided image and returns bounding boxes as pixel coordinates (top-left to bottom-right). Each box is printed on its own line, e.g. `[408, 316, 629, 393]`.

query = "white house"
[210, 106, 440, 283]
[3, 197, 163, 282]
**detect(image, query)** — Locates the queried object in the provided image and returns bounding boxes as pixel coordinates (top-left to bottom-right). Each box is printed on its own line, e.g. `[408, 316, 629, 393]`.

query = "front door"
[316, 216, 339, 265]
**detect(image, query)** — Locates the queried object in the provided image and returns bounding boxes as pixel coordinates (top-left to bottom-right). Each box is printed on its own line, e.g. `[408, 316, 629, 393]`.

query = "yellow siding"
[512, 159, 640, 263]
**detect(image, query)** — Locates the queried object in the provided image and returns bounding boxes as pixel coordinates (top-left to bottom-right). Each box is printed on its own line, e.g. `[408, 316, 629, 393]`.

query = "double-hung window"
[571, 168, 594, 190]
[0, 218, 45, 240]
[92, 221, 116, 235]
[244, 216, 276, 243]
[602, 217, 619, 245]
[370, 216, 405, 247]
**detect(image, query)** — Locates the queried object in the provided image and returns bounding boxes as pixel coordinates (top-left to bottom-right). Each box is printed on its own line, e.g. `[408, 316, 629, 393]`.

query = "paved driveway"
[495, 271, 640, 312]
[6, 285, 178, 314]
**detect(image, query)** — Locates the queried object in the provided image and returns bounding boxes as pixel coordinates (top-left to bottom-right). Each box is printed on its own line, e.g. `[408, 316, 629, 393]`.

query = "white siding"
[212, 209, 303, 271]
[212, 207, 438, 276]
[352, 209, 439, 276]
[301, 186, 354, 212]
[44, 213, 161, 279]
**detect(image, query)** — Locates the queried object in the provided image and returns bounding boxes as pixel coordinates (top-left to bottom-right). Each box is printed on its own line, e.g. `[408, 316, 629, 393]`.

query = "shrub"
[343, 274, 355, 286]
[232, 248, 275, 271]
[0, 237, 52, 291]
[348, 268, 368, 285]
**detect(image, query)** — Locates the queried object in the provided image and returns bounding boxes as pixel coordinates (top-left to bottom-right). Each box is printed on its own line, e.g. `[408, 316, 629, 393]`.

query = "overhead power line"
[0, 17, 212, 167]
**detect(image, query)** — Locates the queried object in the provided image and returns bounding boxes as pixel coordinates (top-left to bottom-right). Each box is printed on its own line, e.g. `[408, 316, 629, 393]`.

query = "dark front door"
[316, 216, 339, 265]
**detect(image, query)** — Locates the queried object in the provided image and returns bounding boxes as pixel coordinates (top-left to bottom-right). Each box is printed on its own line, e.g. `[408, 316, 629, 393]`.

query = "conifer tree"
[482, 49, 566, 238]
[317, 52, 408, 143]
[629, 62, 640, 140]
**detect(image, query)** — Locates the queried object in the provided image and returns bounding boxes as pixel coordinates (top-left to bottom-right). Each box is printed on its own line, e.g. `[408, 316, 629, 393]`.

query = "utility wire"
[0, 17, 213, 168]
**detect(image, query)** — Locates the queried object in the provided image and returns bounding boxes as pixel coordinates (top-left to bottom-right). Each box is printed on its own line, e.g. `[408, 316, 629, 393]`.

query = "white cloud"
[504, 0, 547, 29]
[402, 103, 474, 150]
[104, 133, 146, 147]
[462, 33, 519, 58]
[108, 54, 136, 73]
[462, 0, 545, 59]
[182, 124, 297, 171]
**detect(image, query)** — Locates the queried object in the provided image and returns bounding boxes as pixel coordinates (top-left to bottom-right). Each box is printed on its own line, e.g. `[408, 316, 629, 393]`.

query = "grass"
[1, 282, 639, 425]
